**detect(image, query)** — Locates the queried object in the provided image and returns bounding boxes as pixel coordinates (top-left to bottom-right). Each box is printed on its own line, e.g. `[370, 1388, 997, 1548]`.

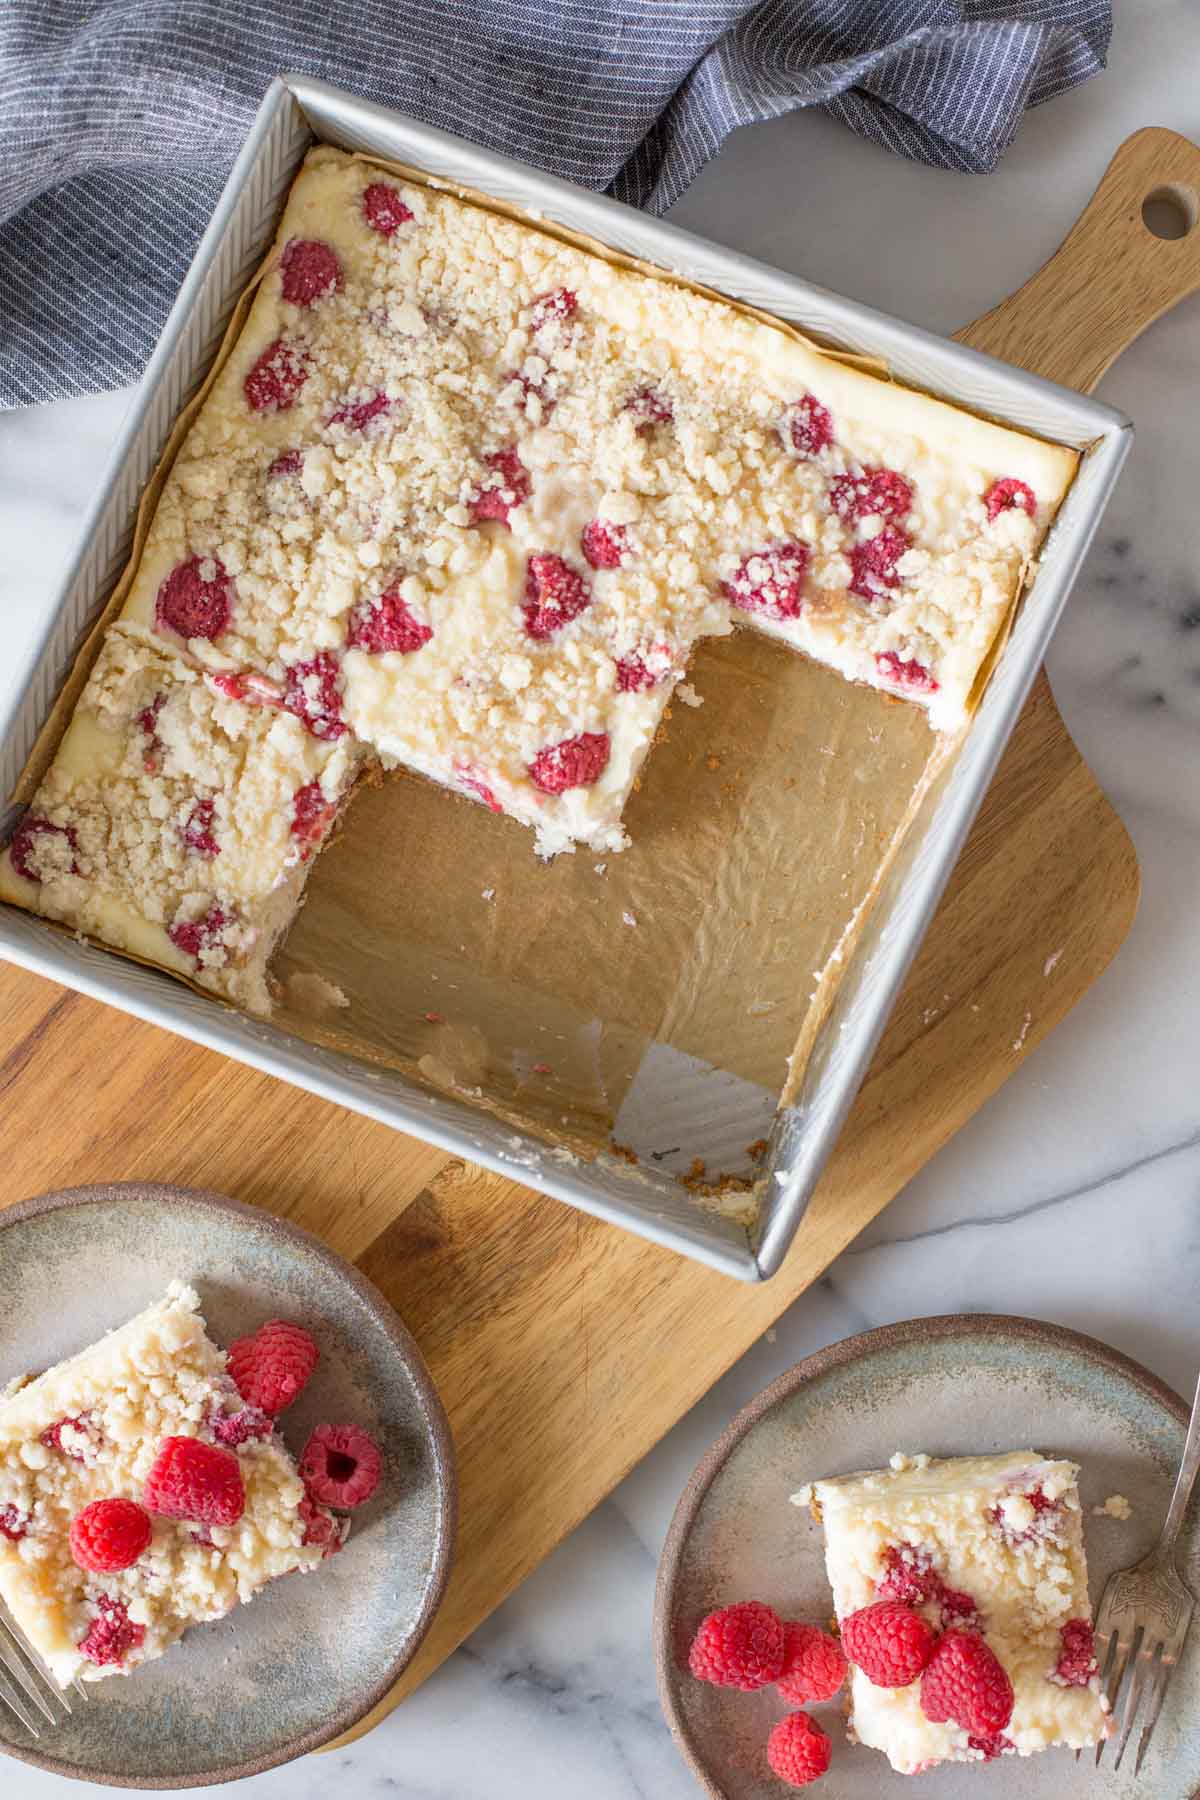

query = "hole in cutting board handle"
[1142, 184, 1198, 240]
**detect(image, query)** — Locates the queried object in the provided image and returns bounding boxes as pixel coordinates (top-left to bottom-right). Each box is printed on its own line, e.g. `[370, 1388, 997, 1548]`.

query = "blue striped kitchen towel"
[0, 0, 1110, 408]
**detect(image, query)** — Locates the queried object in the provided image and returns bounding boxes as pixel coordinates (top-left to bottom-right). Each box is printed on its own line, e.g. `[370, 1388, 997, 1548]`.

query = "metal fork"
[1092, 1360, 1200, 1775]
[0, 1600, 90, 1737]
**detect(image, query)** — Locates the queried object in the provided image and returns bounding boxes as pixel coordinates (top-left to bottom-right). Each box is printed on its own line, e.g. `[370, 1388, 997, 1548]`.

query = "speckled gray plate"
[656, 1315, 1200, 1800]
[0, 1182, 456, 1788]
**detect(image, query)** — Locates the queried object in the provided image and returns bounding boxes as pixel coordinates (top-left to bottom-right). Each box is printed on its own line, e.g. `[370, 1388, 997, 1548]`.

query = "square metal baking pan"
[0, 75, 1131, 1281]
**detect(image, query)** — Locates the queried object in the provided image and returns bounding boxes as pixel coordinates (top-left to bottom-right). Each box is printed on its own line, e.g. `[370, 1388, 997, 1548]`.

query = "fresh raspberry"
[877, 1545, 942, 1607]
[267, 448, 303, 480]
[347, 586, 434, 654]
[40, 1414, 95, 1461]
[328, 390, 392, 433]
[69, 1497, 152, 1573]
[624, 386, 673, 430]
[209, 1404, 272, 1447]
[298, 1494, 347, 1556]
[841, 1600, 937, 1688]
[1053, 1618, 1098, 1686]
[830, 466, 913, 524]
[776, 1621, 847, 1704]
[78, 1595, 144, 1668]
[687, 1600, 785, 1691]
[849, 526, 910, 603]
[529, 731, 610, 795]
[227, 1319, 319, 1415]
[456, 766, 504, 813]
[985, 476, 1036, 522]
[724, 542, 809, 621]
[876, 649, 937, 694]
[300, 1423, 382, 1509]
[470, 447, 530, 528]
[787, 394, 834, 457]
[522, 553, 592, 639]
[920, 1629, 1014, 1734]
[0, 1505, 30, 1541]
[291, 780, 336, 858]
[581, 520, 628, 569]
[182, 798, 220, 857]
[968, 1733, 1014, 1762]
[530, 287, 577, 331]
[244, 337, 310, 413]
[765, 1711, 832, 1787]
[156, 554, 234, 640]
[284, 651, 348, 740]
[168, 904, 229, 961]
[279, 237, 343, 306]
[362, 182, 414, 236]
[8, 816, 79, 884]
[144, 1435, 245, 1527]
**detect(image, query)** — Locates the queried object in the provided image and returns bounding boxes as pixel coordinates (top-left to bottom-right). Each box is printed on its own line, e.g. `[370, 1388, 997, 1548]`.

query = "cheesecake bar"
[1, 145, 1077, 1000]
[0, 1283, 340, 1686]
[795, 1451, 1110, 1772]
[0, 627, 356, 1011]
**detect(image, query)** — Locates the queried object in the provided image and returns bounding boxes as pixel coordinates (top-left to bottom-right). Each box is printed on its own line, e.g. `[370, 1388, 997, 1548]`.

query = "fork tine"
[1094, 1625, 1125, 1766]
[0, 1613, 57, 1728]
[0, 1666, 46, 1738]
[1112, 1633, 1156, 1771]
[1133, 1647, 1173, 1775]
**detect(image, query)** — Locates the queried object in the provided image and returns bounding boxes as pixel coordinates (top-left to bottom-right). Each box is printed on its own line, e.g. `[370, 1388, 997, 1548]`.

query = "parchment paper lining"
[6, 148, 1068, 1210]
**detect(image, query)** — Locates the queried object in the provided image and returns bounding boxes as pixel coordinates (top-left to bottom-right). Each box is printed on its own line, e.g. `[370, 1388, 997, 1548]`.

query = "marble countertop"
[1, 2, 1198, 1792]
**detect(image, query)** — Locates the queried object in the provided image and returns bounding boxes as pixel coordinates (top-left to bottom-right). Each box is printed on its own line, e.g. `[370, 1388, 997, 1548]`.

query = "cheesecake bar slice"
[795, 1451, 1110, 1772]
[0, 627, 357, 1012]
[0, 1283, 340, 1686]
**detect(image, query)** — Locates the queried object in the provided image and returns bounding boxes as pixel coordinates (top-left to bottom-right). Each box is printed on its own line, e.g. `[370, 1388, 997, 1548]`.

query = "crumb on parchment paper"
[283, 970, 350, 1014]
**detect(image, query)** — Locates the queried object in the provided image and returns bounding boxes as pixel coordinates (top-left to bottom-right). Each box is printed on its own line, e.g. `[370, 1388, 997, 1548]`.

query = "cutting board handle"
[960, 126, 1200, 393]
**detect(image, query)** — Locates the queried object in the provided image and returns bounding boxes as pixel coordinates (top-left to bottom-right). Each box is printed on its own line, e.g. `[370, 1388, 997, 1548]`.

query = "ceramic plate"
[0, 1182, 456, 1787]
[656, 1315, 1199, 1799]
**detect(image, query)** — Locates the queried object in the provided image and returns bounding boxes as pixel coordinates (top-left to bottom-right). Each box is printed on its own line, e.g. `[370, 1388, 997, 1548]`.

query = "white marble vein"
[1, 0, 1199, 1791]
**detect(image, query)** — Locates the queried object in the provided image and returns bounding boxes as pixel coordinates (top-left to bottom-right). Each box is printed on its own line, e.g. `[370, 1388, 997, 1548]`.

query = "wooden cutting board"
[2, 126, 1199, 1744]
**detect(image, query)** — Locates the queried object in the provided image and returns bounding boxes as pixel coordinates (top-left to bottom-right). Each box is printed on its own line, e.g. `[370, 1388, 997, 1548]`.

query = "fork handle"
[1158, 1363, 1200, 1556]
